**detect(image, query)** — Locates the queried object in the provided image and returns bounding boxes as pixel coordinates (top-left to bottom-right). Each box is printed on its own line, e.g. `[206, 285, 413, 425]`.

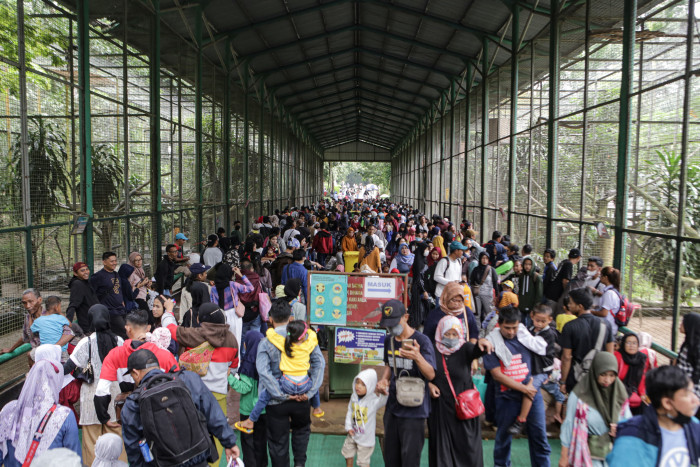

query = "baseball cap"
[123, 348, 160, 376]
[502, 280, 515, 289]
[449, 240, 469, 251]
[569, 248, 581, 259]
[379, 299, 406, 328]
[175, 232, 188, 241]
[189, 263, 211, 275]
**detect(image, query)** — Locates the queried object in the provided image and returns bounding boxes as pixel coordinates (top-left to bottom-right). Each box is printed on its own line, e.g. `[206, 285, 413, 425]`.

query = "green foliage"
[329, 162, 391, 193]
[91, 143, 123, 214]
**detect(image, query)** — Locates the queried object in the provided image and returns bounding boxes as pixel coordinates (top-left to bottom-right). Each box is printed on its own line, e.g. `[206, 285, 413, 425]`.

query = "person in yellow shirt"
[236, 320, 318, 432]
[497, 280, 519, 309]
[555, 296, 576, 333]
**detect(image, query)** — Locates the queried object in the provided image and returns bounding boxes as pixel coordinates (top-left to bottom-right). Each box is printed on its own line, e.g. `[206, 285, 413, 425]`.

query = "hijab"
[574, 352, 628, 426]
[92, 433, 128, 467]
[238, 331, 264, 380]
[435, 315, 466, 356]
[214, 263, 233, 309]
[440, 282, 466, 316]
[34, 344, 62, 365]
[395, 243, 415, 273]
[619, 333, 647, 396]
[432, 235, 447, 257]
[198, 302, 226, 325]
[0, 360, 70, 463]
[89, 304, 119, 362]
[118, 264, 135, 301]
[284, 278, 303, 302]
[411, 242, 428, 277]
[472, 251, 491, 281]
[426, 247, 441, 267]
[128, 252, 146, 280]
[681, 312, 700, 384]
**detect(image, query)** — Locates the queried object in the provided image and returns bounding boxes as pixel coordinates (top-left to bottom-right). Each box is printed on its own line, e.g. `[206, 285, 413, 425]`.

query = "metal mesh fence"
[392, 0, 700, 354]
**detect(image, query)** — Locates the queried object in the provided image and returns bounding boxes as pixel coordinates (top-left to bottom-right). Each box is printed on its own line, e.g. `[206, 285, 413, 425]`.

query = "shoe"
[507, 419, 524, 436]
[312, 410, 325, 418]
[234, 421, 254, 434]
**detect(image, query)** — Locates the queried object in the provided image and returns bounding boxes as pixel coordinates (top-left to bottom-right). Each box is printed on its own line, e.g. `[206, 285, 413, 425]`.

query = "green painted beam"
[313, 124, 405, 141]
[150, 0, 163, 261]
[295, 95, 416, 118]
[243, 77, 250, 233]
[299, 102, 418, 125]
[280, 76, 434, 104]
[545, 1, 560, 247]
[241, 25, 356, 61]
[77, 0, 93, 271]
[223, 39, 232, 233]
[507, 5, 519, 236]
[359, 63, 445, 93]
[358, 46, 459, 82]
[480, 39, 489, 244]
[463, 64, 472, 215]
[259, 81, 264, 212]
[287, 86, 429, 113]
[195, 6, 204, 250]
[310, 114, 409, 133]
[269, 64, 356, 91]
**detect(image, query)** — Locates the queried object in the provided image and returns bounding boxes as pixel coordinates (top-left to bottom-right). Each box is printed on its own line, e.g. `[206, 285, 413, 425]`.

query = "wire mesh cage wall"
[0, 0, 322, 386]
[391, 0, 700, 354]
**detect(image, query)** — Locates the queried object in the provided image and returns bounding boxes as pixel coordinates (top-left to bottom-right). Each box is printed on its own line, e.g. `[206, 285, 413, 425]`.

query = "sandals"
[234, 421, 254, 434]
[312, 409, 325, 418]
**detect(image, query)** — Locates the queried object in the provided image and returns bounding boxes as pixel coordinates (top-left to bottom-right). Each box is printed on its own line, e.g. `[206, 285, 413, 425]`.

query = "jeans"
[249, 375, 313, 422]
[541, 380, 566, 404]
[532, 373, 548, 392]
[266, 400, 311, 467]
[493, 391, 551, 467]
[241, 315, 262, 355]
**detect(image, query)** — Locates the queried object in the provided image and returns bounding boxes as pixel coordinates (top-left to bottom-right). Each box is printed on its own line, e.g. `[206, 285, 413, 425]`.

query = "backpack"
[573, 320, 607, 382]
[136, 370, 214, 466]
[611, 289, 632, 327]
[424, 258, 450, 296]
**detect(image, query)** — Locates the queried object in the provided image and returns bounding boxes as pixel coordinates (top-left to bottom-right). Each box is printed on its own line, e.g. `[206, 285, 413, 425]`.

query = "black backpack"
[135, 370, 214, 466]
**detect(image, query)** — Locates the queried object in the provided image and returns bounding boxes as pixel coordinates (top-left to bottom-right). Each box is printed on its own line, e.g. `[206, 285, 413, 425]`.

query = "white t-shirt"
[203, 247, 223, 267]
[659, 426, 690, 467]
[600, 285, 621, 335]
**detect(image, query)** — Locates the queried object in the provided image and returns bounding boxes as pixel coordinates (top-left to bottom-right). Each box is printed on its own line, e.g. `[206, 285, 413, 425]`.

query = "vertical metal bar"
[449, 82, 456, 218]
[546, 1, 561, 248]
[77, 0, 93, 272]
[578, 0, 591, 253]
[150, 0, 162, 263]
[195, 6, 203, 250]
[223, 40, 231, 234]
[244, 80, 250, 232]
[438, 96, 445, 215]
[259, 82, 264, 211]
[526, 42, 535, 244]
[123, 0, 130, 256]
[671, 0, 693, 350]
[508, 6, 519, 237]
[613, 0, 636, 271]
[464, 64, 472, 218]
[480, 38, 489, 243]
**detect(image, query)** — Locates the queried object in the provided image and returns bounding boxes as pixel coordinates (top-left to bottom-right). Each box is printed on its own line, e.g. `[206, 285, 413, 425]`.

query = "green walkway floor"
[227, 433, 563, 466]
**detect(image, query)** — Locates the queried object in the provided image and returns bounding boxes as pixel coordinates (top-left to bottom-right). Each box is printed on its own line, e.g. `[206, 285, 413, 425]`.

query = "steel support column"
[464, 64, 472, 217]
[243, 78, 250, 233]
[259, 82, 265, 213]
[195, 6, 203, 250]
[508, 6, 519, 236]
[223, 42, 231, 233]
[77, 0, 93, 272]
[480, 38, 489, 243]
[150, 0, 163, 261]
[546, 1, 561, 247]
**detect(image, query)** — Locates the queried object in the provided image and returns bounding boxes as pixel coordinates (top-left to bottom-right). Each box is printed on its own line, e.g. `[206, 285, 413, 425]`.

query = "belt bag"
[391, 338, 425, 407]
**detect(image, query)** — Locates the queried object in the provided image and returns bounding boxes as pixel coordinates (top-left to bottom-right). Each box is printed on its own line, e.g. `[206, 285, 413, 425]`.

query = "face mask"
[587, 269, 596, 277]
[424, 249, 430, 257]
[388, 324, 404, 337]
[442, 337, 459, 349]
[666, 405, 693, 425]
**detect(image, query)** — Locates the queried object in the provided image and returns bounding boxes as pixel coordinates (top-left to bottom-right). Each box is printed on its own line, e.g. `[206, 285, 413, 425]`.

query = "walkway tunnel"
[0, 0, 697, 390]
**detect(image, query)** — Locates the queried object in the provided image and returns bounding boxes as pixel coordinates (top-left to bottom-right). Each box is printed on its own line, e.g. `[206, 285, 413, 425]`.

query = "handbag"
[442, 354, 484, 420]
[179, 341, 215, 377]
[390, 338, 425, 407]
[73, 336, 94, 384]
[471, 266, 491, 296]
[258, 292, 271, 322]
[22, 404, 57, 467]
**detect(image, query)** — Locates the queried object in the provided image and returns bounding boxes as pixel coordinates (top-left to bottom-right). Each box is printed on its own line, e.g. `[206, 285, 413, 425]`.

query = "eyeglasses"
[624, 340, 639, 347]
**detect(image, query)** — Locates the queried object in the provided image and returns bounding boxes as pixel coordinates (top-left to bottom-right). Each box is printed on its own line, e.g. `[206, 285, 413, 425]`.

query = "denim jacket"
[256, 326, 325, 404]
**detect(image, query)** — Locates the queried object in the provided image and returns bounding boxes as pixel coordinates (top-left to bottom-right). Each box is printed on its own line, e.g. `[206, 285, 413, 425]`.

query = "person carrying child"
[235, 319, 318, 433]
[342, 369, 387, 467]
[30, 295, 73, 363]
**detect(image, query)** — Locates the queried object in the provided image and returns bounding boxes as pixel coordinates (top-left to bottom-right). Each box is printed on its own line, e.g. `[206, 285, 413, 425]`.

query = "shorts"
[341, 434, 374, 466]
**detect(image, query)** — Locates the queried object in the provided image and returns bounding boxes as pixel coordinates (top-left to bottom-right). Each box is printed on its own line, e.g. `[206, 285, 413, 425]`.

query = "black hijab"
[214, 263, 233, 309]
[682, 312, 700, 384]
[411, 241, 428, 277]
[471, 251, 491, 282]
[89, 304, 118, 362]
[619, 333, 647, 396]
[198, 302, 225, 324]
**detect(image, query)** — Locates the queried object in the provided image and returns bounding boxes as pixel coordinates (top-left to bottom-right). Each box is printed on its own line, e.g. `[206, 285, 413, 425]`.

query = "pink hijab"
[435, 315, 466, 356]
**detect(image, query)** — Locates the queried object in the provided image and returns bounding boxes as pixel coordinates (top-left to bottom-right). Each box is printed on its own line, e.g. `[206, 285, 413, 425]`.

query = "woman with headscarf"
[390, 242, 415, 274]
[357, 235, 381, 273]
[165, 302, 238, 467]
[423, 282, 479, 347]
[0, 360, 81, 466]
[428, 315, 493, 467]
[408, 242, 430, 328]
[117, 264, 138, 313]
[283, 278, 306, 321]
[91, 433, 128, 467]
[228, 331, 268, 467]
[470, 251, 499, 324]
[127, 252, 150, 313]
[426, 247, 442, 268]
[432, 235, 448, 258]
[341, 227, 358, 253]
[615, 333, 651, 415]
[676, 312, 700, 401]
[62, 304, 124, 465]
[559, 352, 631, 467]
[210, 263, 253, 350]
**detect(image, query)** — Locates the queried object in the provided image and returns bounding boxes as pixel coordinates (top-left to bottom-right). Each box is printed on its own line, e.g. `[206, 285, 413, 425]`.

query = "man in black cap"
[376, 299, 436, 467]
[120, 349, 240, 466]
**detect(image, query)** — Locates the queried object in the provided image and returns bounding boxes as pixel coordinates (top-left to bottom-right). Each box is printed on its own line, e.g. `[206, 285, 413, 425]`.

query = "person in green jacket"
[229, 331, 267, 467]
[518, 257, 543, 326]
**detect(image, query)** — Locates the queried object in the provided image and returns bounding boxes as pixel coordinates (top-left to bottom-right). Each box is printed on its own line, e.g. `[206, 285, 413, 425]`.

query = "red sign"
[346, 275, 405, 326]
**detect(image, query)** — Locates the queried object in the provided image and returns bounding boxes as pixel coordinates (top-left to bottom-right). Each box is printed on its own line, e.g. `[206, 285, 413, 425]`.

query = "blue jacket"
[121, 369, 237, 467]
[607, 404, 700, 467]
[256, 326, 325, 404]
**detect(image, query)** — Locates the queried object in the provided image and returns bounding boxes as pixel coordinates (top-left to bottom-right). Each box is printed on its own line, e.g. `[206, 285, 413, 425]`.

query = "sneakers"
[507, 419, 525, 436]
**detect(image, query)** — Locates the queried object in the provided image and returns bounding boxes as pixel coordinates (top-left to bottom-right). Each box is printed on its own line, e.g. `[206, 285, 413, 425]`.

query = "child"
[507, 304, 563, 435]
[460, 274, 475, 312]
[342, 369, 387, 467]
[30, 296, 71, 361]
[235, 320, 318, 433]
[555, 295, 576, 333]
[497, 280, 519, 309]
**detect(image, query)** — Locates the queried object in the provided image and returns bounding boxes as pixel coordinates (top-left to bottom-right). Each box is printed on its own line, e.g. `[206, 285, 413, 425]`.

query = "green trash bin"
[324, 326, 361, 401]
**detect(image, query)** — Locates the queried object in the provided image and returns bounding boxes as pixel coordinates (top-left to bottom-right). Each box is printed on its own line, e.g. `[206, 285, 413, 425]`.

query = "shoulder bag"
[442, 354, 484, 420]
[471, 266, 491, 296]
[73, 336, 94, 384]
[390, 337, 425, 407]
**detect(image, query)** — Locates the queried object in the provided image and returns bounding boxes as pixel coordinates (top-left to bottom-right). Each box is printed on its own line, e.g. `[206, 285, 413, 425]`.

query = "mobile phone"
[401, 339, 415, 349]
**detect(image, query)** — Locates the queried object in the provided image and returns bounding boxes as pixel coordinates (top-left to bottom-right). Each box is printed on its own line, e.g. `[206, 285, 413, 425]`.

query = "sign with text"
[363, 277, 396, 299]
[309, 273, 348, 325]
[334, 327, 385, 365]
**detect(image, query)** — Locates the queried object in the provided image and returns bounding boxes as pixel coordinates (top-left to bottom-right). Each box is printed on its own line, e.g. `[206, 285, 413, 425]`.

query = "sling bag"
[442, 354, 484, 420]
[390, 337, 425, 407]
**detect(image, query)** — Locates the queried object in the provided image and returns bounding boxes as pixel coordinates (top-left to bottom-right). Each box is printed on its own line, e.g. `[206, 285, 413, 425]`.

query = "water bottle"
[139, 439, 153, 463]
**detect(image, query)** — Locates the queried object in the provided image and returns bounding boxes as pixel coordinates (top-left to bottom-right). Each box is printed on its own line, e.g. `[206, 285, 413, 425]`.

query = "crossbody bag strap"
[441, 355, 458, 400]
[594, 320, 607, 350]
[480, 266, 491, 285]
[22, 404, 57, 467]
[390, 337, 398, 376]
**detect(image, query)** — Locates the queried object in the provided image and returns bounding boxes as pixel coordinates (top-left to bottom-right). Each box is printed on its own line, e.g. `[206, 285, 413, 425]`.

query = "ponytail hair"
[601, 266, 621, 291]
[284, 320, 308, 358]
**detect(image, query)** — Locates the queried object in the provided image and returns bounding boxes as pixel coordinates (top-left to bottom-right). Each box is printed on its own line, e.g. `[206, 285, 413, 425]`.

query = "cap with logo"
[189, 263, 211, 275]
[502, 280, 515, 289]
[379, 299, 406, 328]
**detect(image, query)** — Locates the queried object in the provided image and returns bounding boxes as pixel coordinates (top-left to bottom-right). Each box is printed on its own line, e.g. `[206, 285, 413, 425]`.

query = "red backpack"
[612, 289, 632, 327]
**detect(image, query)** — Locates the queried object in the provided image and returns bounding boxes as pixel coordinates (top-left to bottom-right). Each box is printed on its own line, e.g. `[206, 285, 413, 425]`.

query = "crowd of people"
[0, 199, 699, 467]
